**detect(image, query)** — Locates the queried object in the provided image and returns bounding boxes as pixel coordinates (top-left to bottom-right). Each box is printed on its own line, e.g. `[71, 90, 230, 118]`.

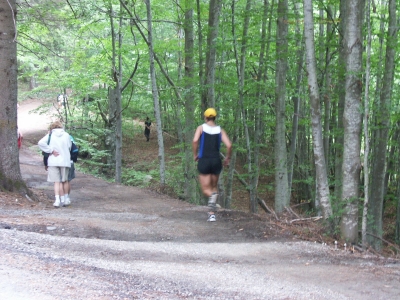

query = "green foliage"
[122, 168, 158, 187]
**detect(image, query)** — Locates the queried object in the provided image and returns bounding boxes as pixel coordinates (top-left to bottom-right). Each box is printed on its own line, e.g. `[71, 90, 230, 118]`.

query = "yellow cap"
[204, 108, 217, 118]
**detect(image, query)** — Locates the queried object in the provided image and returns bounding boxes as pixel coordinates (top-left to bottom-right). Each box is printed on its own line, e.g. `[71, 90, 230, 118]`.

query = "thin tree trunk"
[225, 123, 237, 209]
[251, 0, 270, 212]
[288, 1, 304, 192]
[145, 0, 166, 186]
[303, 0, 332, 220]
[396, 171, 400, 244]
[274, 0, 290, 213]
[29, 76, 36, 90]
[201, 0, 222, 108]
[183, 0, 197, 202]
[370, 6, 386, 162]
[384, 124, 400, 199]
[226, 1, 241, 210]
[107, 5, 123, 183]
[176, 17, 184, 146]
[115, 4, 123, 183]
[232, 0, 254, 212]
[334, 0, 347, 212]
[368, 0, 397, 250]
[362, 0, 372, 249]
[340, 0, 365, 243]
[196, 0, 204, 113]
[297, 93, 312, 202]
[107, 6, 117, 176]
[323, 6, 334, 170]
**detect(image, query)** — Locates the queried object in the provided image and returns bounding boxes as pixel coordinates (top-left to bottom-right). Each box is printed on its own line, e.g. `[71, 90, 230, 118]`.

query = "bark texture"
[0, 0, 26, 192]
[274, 0, 290, 213]
[303, 0, 332, 220]
[184, 0, 197, 202]
[145, 0, 166, 186]
[201, 0, 222, 109]
[340, 0, 365, 243]
[368, 0, 397, 250]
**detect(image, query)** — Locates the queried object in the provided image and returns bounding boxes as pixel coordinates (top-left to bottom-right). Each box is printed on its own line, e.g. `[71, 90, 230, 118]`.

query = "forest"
[0, 0, 398, 252]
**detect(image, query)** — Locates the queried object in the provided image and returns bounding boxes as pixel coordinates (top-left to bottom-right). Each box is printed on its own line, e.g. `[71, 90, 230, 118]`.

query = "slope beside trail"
[0, 98, 399, 299]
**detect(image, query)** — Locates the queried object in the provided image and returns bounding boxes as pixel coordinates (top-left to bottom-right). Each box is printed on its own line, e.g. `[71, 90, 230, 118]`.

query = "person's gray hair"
[49, 121, 63, 130]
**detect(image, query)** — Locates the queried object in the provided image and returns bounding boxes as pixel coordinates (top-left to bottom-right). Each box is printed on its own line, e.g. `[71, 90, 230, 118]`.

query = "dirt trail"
[0, 99, 399, 299]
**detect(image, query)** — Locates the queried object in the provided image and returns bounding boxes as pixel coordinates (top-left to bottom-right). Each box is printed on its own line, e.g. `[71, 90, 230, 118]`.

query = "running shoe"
[207, 214, 216, 222]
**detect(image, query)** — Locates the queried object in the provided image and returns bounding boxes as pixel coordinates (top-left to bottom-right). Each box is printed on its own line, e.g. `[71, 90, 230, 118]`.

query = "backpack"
[70, 141, 79, 162]
[42, 133, 52, 167]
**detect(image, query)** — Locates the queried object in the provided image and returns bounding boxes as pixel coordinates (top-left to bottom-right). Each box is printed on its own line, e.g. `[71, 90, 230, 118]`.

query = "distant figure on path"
[192, 108, 232, 222]
[17, 130, 23, 150]
[57, 94, 66, 109]
[144, 117, 151, 142]
[17, 104, 22, 150]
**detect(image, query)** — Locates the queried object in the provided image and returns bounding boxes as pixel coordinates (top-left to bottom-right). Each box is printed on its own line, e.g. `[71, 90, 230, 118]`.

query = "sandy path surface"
[0, 99, 399, 299]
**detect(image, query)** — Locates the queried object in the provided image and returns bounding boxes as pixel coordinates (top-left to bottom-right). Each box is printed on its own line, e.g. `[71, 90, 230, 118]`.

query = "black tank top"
[198, 124, 221, 159]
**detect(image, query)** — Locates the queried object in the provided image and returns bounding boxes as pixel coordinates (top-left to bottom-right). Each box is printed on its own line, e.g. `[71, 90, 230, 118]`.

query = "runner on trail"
[192, 108, 232, 222]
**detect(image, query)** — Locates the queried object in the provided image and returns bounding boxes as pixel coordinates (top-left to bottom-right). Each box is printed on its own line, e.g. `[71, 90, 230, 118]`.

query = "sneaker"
[53, 199, 61, 208]
[63, 198, 71, 207]
[207, 214, 216, 222]
[208, 193, 218, 208]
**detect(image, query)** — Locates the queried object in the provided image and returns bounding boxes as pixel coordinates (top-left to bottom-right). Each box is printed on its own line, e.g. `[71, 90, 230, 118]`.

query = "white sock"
[60, 196, 65, 203]
[65, 193, 69, 200]
[55, 195, 60, 201]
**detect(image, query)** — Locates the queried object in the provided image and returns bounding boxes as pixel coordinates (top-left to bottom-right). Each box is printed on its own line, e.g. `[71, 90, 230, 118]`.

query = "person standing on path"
[192, 108, 232, 222]
[38, 121, 72, 208]
[144, 117, 151, 142]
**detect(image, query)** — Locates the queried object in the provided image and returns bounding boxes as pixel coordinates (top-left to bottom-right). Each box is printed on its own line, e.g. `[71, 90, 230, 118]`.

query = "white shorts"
[48, 166, 70, 182]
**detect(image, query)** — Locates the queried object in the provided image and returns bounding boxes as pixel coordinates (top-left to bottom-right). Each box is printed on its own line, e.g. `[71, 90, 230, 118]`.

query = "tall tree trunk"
[232, 0, 254, 212]
[176, 19, 184, 146]
[323, 6, 334, 170]
[251, 0, 270, 212]
[0, 0, 28, 193]
[361, 0, 372, 249]
[145, 0, 166, 186]
[201, 0, 222, 109]
[340, 0, 365, 243]
[396, 167, 400, 244]
[183, 0, 197, 202]
[196, 0, 204, 114]
[108, 5, 123, 183]
[303, 0, 332, 220]
[384, 124, 400, 200]
[274, 0, 290, 213]
[297, 93, 313, 202]
[334, 0, 347, 213]
[226, 1, 241, 209]
[370, 5, 386, 160]
[225, 110, 238, 209]
[368, 0, 397, 250]
[29, 76, 36, 90]
[288, 1, 304, 192]
[115, 4, 123, 183]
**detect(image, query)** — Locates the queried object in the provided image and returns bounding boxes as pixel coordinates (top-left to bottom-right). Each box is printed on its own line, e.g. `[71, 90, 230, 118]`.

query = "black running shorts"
[197, 157, 222, 175]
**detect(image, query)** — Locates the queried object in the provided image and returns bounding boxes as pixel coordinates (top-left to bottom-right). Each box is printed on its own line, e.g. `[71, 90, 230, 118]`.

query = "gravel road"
[0, 99, 399, 300]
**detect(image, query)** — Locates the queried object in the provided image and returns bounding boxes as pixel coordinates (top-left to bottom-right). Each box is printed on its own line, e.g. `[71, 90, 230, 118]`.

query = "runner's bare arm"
[192, 125, 203, 161]
[221, 129, 232, 165]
